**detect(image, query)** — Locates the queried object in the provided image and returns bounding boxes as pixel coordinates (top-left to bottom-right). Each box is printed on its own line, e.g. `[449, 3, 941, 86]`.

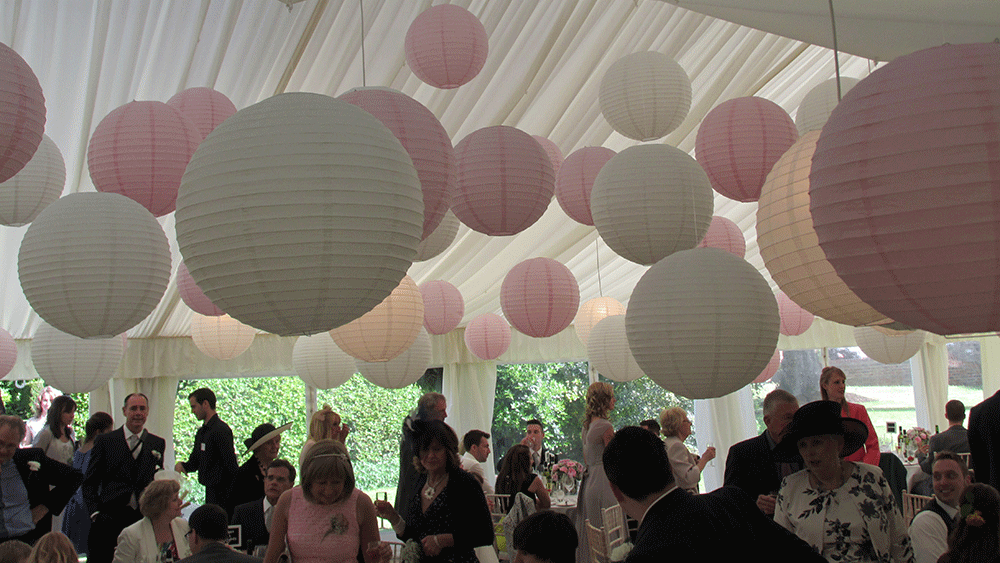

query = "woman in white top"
[658, 407, 715, 493]
[32, 394, 77, 465]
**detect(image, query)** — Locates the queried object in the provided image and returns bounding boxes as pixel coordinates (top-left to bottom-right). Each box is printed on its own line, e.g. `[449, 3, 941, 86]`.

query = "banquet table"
[550, 494, 578, 521]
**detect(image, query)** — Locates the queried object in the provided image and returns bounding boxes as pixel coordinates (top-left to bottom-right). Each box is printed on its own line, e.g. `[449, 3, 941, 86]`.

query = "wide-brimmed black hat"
[243, 422, 292, 455]
[774, 400, 868, 462]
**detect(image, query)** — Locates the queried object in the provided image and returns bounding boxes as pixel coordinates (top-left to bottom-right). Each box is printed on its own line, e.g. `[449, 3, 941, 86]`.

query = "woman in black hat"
[773, 401, 914, 562]
[226, 422, 292, 515]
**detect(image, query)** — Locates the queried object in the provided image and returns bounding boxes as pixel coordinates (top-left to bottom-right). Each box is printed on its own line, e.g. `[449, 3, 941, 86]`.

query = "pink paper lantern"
[0, 328, 16, 378]
[531, 136, 564, 176]
[453, 125, 555, 236]
[464, 313, 511, 360]
[695, 97, 798, 202]
[404, 4, 488, 89]
[166, 87, 237, 141]
[420, 280, 464, 335]
[88, 101, 201, 216]
[340, 87, 453, 240]
[555, 147, 615, 226]
[777, 291, 814, 336]
[753, 350, 781, 383]
[500, 257, 580, 338]
[177, 261, 225, 317]
[0, 42, 45, 183]
[810, 43, 1000, 335]
[697, 215, 746, 257]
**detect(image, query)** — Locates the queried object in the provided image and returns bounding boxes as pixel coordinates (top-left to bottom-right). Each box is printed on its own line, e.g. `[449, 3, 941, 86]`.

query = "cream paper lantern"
[190, 313, 256, 361]
[176, 92, 423, 336]
[292, 333, 356, 390]
[358, 329, 431, 389]
[588, 315, 643, 382]
[626, 248, 780, 399]
[574, 296, 626, 346]
[415, 210, 460, 262]
[591, 144, 713, 265]
[18, 192, 172, 338]
[31, 322, 124, 393]
[330, 275, 424, 362]
[0, 134, 64, 227]
[599, 51, 692, 142]
[0, 328, 16, 378]
[795, 77, 860, 135]
[853, 326, 926, 365]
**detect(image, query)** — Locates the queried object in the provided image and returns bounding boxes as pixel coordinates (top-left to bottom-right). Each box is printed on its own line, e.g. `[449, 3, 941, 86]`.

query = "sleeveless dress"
[575, 418, 624, 562]
[62, 447, 93, 555]
[286, 486, 361, 563]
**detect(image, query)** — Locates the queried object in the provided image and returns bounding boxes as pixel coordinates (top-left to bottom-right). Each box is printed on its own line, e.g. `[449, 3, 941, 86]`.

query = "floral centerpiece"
[551, 459, 584, 495]
[900, 427, 930, 461]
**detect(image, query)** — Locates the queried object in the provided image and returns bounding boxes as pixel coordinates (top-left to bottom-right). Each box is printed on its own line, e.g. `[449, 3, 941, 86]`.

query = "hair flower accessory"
[966, 510, 986, 527]
[27, 461, 40, 471]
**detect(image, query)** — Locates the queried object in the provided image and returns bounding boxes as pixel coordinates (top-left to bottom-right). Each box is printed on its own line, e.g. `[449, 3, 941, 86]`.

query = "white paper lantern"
[330, 275, 424, 362]
[292, 333, 356, 390]
[18, 192, 172, 338]
[415, 210, 460, 262]
[0, 328, 16, 378]
[190, 313, 256, 361]
[853, 326, 926, 364]
[31, 322, 124, 393]
[358, 329, 431, 389]
[176, 92, 423, 336]
[0, 134, 64, 227]
[588, 315, 643, 382]
[574, 296, 626, 346]
[599, 51, 692, 142]
[592, 144, 713, 265]
[626, 248, 780, 399]
[795, 77, 860, 135]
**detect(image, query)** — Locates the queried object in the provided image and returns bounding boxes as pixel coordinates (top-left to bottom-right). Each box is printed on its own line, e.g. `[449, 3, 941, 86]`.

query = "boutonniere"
[27, 461, 40, 472]
[151, 450, 162, 461]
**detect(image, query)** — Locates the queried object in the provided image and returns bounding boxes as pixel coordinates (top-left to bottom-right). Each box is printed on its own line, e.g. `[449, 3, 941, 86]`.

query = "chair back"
[902, 491, 933, 525]
[959, 452, 972, 466]
[585, 519, 609, 563]
[601, 504, 626, 553]
[487, 493, 511, 521]
[388, 541, 404, 563]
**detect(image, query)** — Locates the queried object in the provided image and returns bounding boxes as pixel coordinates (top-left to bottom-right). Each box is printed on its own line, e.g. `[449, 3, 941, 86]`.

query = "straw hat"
[243, 422, 293, 455]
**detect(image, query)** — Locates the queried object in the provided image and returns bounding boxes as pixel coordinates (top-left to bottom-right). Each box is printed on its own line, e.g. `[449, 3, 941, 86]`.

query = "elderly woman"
[299, 405, 350, 467]
[112, 479, 190, 563]
[774, 401, 913, 563]
[495, 444, 550, 510]
[227, 422, 291, 514]
[659, 407, 715, 493]
[820, 366, 880, 465]
[375, 420, 493, 563]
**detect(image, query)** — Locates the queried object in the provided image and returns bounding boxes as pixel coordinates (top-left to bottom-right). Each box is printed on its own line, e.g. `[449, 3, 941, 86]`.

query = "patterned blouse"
[774, 462, 914, 563]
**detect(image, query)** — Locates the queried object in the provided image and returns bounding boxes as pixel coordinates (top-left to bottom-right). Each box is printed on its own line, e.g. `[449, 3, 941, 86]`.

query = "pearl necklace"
[423, 474, 447, 500]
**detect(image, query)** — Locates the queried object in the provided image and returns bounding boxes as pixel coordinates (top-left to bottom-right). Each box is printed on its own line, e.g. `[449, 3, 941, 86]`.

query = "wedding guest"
[175, 388, 238, 507]
[227, 422, 291, 516]
[574, 382, 623, 563]
[520, 419, 557, 473]
[112, 479, 191, 563]
[820, 366, 880, 465]
[0, 540, 30, 563]
[22, 387, 59, 447]
[918, 401, 970, 474]
[937, 483, 1000, 563]
[395, 393, 447, 511]
[659, 407, 715, 493]
[969, 390, 1000, 488]
[61, 412, 114, 556]
[496, 445, 550, 510]
[909, 452, 972, 563]
[299, 405, 349, 468]
[460, 430, 493, 494]
[31, 395, 77, 465]
[25, 532, 77, 563]
[638, 420, 660, 436]
[511, 511, 576, 563]
[231, 459, 295, 556]
[179, 504, 260, 563]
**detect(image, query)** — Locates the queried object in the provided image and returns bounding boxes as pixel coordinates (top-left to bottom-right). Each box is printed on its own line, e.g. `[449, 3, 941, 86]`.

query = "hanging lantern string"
[595, 237, 604, 297]
[359, 0, 367, 87]
[828, 0, 843, 101]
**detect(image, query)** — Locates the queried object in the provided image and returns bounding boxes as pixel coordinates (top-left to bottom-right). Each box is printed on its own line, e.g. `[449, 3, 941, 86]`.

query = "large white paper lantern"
[626, 248, 779, 399]
[31, 322, 124, 393]
[190, 313, 256, 361]
[415, 210, 460, 262]
[19, 192, 171, 338]
[795, 77, 860, 135]
[574, 296, 626, 346]
[599, 51, 692, 142]
[588, 315, 643, 382]
[0, 134, 64, 227]
[464, 313, 511, 360]
[0, 328, 16, 378]
[420, 280, 464, 335]
[501, 258, 580, 338]
[330, 275, 424, 362]
[359, 329, 431, 389]
[592, 144, 713, 265]
[854, 326, 926, 364]
[292, 333, 356, 390]
[176, 92, 423, 336]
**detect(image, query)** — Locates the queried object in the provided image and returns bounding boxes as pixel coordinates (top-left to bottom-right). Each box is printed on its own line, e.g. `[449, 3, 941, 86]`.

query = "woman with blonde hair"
[819, 366, 880, 465]
[659, 407, 715, 493]
[26, 532, 77, 563]
[574, 382, 624, 562]
[300, 405, 350, 467]
[112, 479, 190, 563]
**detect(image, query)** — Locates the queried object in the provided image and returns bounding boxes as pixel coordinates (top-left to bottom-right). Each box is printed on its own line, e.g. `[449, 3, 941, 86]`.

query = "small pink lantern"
[404, 4, 488, 89]
[753, 350, 782, 383]
[695, 96, 798, 202]
[330, 275, 424, 362]
[340, 87, 453, 240]
[777, 291, 815, 336]
[555, 147, 615, 226]
[501, 257, 580, 338]
[464, 313, 511, 360]
[177, 261, 225, 317]
[453, 125, 555, 236]
[0, 328, 16, 378]
[531, 136, 564, 176]
[697, 216, 746, 257]
[0, 42, 45, 183]
[420, 280, 464, 335]
[166, 87, 237, 141]
[88, 101, 201, 216]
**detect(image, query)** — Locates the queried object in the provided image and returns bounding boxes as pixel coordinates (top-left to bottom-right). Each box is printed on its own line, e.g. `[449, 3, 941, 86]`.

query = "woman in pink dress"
[820, 366, 881, 465]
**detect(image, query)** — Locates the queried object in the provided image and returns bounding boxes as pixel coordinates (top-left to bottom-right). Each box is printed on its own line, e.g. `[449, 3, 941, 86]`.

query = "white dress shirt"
[909, 497, 958, 563]
[460, 451, 494, 494]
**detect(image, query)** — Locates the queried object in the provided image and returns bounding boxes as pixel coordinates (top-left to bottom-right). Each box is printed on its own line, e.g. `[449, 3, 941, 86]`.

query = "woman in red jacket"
[820, 366, 881, 465]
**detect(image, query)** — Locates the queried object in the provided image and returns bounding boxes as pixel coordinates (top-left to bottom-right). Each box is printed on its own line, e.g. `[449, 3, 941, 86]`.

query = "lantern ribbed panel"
[190, 313, 256, 361]
[176, 92, 423, 337]
[18, 192, 171, 338]
[359, 329, 431, 389]
[292, 333, 357, 390]
[777, 291, 815, 336]
[696, 96, 799, 203]
[0, 328, 16, 378]
[501, 258, 580, 338]
[0, 134, 64, 226]
[330, 275, 424, 362]
[453, 125, 554, 236]
[420, 280, 464, 335]
[555, 146, 615, 226]
[415, 210, 459, 262]
[853, 326, 926, 365]
[0, 42, 45, 183]
[599, 51, 691, 142]
[464, 313, 511, 360]
[404, 4, 488, 89]
[166, 87, 238, 141]
[31, 322, 124, 393]
[626, 248, 779, 399]
[531, 136, 564, 176]
[87, 101, 201, 217]
[810, 43, 1000, 336]
[753, 350, 781, 383]
[574, 296, 626, 346]
[697, 215, 746, 257]
[177, 262, 225, 317]
[340, 87, 453, 240]
[588, 315, 643, 382]
[795, 77, 859, 135]
[757, 131, 888, 327]
[592, 144, 713, 265]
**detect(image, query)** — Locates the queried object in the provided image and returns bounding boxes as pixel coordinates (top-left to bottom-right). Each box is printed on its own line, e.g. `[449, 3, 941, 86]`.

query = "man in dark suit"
[723, 389, 801, 515]
[175, 387, 238, 507]
[231, 459, 295, 556]
[968, 390, 1000, 488]
[0, 415, 82, 545]
[918, 400, 970, 474]
[603, 426, 824, 562]
[179, 504, 261, 563]
[521, 419, 557, 473]
[83, 393, 166, 563]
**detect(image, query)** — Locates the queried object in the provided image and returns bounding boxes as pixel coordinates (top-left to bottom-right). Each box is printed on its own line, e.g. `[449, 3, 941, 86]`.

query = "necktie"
[128, 434, 141, 459]
[532, 450, 541, 469]
[265, 504, 274, 532]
